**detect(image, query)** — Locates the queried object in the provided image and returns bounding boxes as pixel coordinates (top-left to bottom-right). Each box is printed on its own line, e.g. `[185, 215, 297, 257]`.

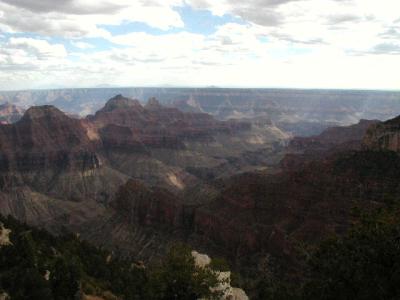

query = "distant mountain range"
[1, 88, 399, 127]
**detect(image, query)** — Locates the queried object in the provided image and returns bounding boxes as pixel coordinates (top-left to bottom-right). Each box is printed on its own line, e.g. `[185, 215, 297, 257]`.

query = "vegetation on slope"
[252, 206, 400, 300]
[0, 215, 223, 300]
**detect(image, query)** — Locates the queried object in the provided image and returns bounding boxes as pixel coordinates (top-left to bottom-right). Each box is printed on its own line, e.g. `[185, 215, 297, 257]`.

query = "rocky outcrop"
[145, 97, 163, 110]
[100, 94, 143, 112]
[192, 250, 249, 300]
[92, 95, 252, 150]
[363, 116, 400, 152]
[289, 119, 378, 153]
[282, 119, 379, 170]
[0, 223, 11, 247]
[0, 105, 99, 173]
[0, 105, 130, 206]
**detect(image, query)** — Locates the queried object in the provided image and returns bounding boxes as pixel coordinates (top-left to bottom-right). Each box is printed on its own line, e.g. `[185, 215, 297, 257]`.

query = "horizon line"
[1, 86, 400, 93]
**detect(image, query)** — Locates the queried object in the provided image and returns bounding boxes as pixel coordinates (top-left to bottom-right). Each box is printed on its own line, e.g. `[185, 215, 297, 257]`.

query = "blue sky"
[0, 0, 399, 90]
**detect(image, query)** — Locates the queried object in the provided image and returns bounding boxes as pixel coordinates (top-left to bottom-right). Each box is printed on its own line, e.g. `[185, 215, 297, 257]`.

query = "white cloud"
[0, 0, 399, 90]
[0, 37, 68, 90]
[0, 0, 185, 37]
[187, 0, 400, 55]
[8, 37, 67, 58]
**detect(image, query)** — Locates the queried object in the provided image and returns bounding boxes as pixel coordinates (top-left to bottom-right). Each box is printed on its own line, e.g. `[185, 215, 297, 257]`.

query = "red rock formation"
[289, 119, 378, 153]
[282, 119, 379, 170]
[0, 105, 99, 173]
[91, 95, 251, 150]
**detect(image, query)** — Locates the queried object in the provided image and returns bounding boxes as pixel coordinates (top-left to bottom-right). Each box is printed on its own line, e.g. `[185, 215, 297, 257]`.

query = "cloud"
[379, 27, 400, 39]
[0, 2, 111, 37]
[371, 43, 400, 55]
[0, 0, 184, 37]
[0, 0, 126, 15]
[326, 14, 363, 25]
[0, 0, 399, 90]
[108, 23, 270, 66]
[187, 0, 298, 26]
[107, 31, 206, 69]
[0, 37, 68, 81]
[8, 37, 67, 58]
[186, 0, 400, 53]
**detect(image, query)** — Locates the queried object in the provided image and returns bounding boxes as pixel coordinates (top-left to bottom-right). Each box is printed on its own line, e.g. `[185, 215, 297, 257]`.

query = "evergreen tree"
[51, 257, 82, 300]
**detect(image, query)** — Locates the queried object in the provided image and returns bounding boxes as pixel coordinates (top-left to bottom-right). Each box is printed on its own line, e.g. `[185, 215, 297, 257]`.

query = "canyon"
[0, 95, 288, 256]
[1, 91, 400, 297]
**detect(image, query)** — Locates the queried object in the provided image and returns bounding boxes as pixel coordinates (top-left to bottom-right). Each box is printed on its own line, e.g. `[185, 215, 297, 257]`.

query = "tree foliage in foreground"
[0, 216, 221, 300]
[303, 208, 400, 300]
[253, 207, 400, 300]
[3, 204, 400, 300]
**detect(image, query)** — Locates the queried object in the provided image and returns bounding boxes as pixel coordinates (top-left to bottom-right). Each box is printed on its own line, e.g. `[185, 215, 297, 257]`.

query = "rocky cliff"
[281, 119, 379, 170]
[0, 105, 101, 178]
[289, 119, 378, 152]
[92, 95, 252, 149]
[0, 105, 126, 209]
[363, 115, 400, 152]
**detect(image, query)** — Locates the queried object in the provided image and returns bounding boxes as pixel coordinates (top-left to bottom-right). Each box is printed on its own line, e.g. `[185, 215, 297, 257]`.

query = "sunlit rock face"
[0, 223, 11, 247]
[192, 250, 249, 300]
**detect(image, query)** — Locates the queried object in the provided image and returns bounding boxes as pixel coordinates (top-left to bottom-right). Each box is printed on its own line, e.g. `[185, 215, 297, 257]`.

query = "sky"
[0, 0, 399, 90]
